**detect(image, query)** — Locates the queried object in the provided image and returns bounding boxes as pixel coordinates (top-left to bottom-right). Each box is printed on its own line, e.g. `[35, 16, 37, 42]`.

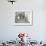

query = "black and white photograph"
[15, 11, 32, 26]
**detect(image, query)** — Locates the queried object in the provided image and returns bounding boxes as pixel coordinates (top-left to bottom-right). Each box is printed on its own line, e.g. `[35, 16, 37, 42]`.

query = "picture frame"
[14, 10, 33, 26]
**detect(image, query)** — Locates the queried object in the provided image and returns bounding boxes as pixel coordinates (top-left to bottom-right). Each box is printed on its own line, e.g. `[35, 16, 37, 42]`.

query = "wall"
[0, 0, 46, 41]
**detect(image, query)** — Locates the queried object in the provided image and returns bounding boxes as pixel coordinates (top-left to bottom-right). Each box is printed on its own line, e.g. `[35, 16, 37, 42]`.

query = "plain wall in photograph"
[0, 0, 46, 41]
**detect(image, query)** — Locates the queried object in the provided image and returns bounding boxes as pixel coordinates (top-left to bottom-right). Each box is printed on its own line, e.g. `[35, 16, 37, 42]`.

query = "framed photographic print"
[14, 10, 33, 26]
